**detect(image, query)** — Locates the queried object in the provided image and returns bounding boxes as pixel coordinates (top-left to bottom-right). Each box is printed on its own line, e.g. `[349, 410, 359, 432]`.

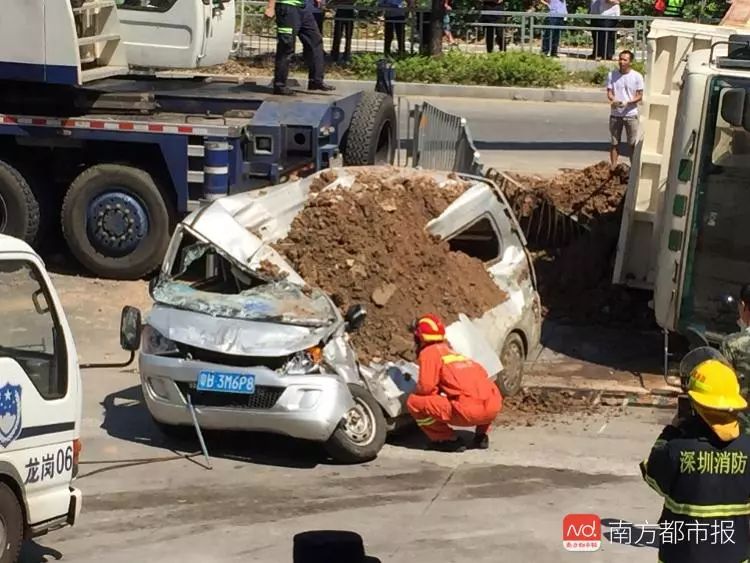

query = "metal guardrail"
[233, 1, 653, 68]
[408, 101, 483, 176]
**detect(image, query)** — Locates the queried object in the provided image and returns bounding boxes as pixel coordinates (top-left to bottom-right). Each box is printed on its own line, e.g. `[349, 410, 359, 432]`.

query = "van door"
[676, 79, 750, 340]
[0, 254, 79, 524]
[117, 0, 235, 69]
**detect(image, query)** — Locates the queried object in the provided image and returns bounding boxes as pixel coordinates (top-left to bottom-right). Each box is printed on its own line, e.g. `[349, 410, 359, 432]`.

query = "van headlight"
[142, 325, 179, 356]
[283, 347, 322, 375]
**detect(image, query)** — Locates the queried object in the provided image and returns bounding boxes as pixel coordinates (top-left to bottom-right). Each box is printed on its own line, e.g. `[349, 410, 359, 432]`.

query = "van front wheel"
[0, 483, 23, 563]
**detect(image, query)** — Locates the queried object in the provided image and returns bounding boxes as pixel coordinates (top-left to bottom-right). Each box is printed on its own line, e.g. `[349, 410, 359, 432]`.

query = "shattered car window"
[153, 279, 337, 327]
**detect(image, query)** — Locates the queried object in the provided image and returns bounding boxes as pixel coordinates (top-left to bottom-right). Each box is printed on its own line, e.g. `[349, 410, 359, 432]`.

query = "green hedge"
[347, 51, 568, 88]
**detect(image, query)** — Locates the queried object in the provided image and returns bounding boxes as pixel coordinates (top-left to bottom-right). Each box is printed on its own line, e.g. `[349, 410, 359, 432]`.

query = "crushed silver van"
[123, 167, 542, 463]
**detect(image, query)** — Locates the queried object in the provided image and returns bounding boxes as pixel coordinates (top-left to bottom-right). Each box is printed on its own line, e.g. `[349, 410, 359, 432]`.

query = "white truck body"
[0, 234, 82, 549]
[0, 0, 235, 86]
[613, 19, 750, 340]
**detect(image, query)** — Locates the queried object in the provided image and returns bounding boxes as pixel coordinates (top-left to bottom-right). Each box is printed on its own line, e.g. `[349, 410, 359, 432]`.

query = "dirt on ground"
[274, 166, 508, 362]
[496, 388, 626, 428]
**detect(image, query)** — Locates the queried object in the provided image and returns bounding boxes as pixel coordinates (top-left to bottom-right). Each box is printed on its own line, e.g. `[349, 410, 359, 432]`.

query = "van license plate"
[197, 371, 255, 394]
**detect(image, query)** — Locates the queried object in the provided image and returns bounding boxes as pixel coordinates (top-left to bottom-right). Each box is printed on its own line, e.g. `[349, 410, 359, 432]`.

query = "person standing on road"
[265, 0, 335, 95]
[607, 49, 643, 167]
[379, 0, 412, 57]
[721, 283, 750, 399]
[330, 2, 355, 63]
[640, 358, 750, 563]
[596, 0, 619, 60]
[406, 314, 503, 453]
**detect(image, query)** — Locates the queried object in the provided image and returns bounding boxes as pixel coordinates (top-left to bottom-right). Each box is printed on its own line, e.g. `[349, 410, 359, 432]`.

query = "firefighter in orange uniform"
[406, 314, 503, 452]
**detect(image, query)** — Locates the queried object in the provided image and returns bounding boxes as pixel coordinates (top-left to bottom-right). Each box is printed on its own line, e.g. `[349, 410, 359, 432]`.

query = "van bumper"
[66, 486, 82, 527]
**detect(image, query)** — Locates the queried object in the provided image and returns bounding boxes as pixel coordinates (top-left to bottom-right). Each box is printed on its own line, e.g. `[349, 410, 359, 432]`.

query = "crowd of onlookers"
[295, 0, 643, 63]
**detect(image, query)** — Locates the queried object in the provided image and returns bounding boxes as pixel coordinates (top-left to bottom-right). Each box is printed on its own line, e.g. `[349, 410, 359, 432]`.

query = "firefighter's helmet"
[412, 314, 446, 344]
[687, 358, 748, 412]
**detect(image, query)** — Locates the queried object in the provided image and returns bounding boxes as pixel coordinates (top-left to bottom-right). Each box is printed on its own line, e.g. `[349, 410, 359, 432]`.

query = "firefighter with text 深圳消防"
[641, 356, 750, 562]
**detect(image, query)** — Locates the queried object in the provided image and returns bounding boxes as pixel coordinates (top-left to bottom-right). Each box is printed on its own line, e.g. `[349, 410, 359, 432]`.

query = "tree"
[429, 0, 446, 55]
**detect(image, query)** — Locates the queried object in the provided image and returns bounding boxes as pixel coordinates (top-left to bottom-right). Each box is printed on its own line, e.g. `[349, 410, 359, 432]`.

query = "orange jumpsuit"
[406, 342, 503, 442]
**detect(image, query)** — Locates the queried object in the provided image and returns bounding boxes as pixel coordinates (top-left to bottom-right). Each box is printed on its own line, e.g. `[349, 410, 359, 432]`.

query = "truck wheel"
[62, 164, 174, 280]
[0, 160, 40, 245]
[497, 332, 525, 397]
[324, 383, 387, 464]
[342, 92, 397, 166]
[0, 483, 23, 563]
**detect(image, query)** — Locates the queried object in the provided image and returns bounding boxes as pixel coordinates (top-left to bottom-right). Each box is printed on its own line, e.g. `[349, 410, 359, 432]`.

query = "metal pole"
[187, 393, 212, 470]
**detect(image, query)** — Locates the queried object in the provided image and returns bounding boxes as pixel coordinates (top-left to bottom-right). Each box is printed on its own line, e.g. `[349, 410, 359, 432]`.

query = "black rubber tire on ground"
[497, 332, 525, 397]
[324, 383, 387, 464]
[0, 483, 24, 563]
[0, 160, 40, 245]
[61, 164, 173, 280]
[342, 92, 397, 166]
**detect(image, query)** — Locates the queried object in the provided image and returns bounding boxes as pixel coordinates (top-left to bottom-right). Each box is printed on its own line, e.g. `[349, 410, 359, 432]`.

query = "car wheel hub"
[0, 193, 7, 232]
[502, 342, 523, 389]
[86, 190, 149, 257]
[343, 397, 376, 446]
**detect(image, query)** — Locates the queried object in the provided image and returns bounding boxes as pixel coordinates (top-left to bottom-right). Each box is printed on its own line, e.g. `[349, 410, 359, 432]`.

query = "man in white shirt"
[607, 49, 644, 167]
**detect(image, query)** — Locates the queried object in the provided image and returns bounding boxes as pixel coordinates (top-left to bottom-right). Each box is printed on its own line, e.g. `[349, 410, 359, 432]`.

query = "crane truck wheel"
[62, 164, 173, 280]
[0, 160, 41, 246]
[342, 92, 397, 166]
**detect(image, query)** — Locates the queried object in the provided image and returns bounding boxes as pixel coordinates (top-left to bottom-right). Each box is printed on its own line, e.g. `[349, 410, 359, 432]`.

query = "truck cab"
[653, 40, 750, 342]
[0, 234, 83, 561]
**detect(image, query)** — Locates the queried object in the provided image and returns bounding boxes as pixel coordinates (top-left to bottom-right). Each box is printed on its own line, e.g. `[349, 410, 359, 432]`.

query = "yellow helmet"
[688, 359, 748, 411]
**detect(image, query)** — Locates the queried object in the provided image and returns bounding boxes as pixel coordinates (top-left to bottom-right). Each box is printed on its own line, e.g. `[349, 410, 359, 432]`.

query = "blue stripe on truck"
[0, 61, 78, 85]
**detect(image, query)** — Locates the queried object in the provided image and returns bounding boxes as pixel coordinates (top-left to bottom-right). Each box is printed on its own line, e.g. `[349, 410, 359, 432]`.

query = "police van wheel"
[0, 483, 23, 563]
[61, 164, 174, 280]
[324, 384, 387, 464]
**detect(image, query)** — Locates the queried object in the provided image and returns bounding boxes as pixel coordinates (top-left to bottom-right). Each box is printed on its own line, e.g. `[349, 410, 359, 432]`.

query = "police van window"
[116, 0, 179, 12]
[447, 217, 503, 263]
[0, 261, 67, 400]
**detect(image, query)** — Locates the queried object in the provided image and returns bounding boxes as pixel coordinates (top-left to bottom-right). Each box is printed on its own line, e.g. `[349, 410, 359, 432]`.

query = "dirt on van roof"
[274, 167, 509, 362]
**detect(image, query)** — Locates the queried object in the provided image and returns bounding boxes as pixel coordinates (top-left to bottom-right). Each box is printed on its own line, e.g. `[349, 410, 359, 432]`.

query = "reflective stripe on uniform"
[421, 334, 444, 342]
[277, 26, 293, 35]
[278, 0, 305, 5]
[441, 354, 467, 364]
[416, 417, 435, 427]
[642, 461, 750, 518]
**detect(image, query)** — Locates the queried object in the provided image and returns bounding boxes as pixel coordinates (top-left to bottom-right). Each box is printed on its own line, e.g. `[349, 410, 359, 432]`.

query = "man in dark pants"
[331, 6, 355, 62]
[265, 0, 335, 95]
[481, 0, 506, 53]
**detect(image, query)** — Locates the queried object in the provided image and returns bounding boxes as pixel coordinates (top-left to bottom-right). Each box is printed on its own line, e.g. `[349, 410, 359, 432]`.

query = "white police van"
[0, 234, 82, 562]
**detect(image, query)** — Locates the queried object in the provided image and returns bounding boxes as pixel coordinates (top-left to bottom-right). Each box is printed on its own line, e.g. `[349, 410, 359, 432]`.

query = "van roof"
[0, 234, 35, 255]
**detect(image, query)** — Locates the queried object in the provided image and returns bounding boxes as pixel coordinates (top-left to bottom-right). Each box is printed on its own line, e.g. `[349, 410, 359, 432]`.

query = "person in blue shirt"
[539, 0, 567, 57]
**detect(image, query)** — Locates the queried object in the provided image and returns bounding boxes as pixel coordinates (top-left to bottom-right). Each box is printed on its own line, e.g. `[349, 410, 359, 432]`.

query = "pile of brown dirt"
[506, 162, 629, 225]
[498, 162, 654, 326]
[274, 167, 508, 362]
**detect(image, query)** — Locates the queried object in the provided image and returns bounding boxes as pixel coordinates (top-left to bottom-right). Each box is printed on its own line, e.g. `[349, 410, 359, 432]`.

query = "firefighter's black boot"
[430, 438, 466, 453]
[472, 432, 489, 450]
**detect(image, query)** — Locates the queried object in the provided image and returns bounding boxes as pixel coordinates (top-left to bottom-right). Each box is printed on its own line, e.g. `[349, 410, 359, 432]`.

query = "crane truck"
[0, 0, 397, 280]
[612, 17, 750, 358]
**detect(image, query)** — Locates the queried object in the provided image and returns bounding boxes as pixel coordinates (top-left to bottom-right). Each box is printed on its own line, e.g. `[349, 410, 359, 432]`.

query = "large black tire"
[0, 483, 23, 563]
[0, 160, 40, 246]
[61, 164, 174, 280]
[342, 92, 397, 166]
[497, 332, 525, 397]
[324, 383, 387, 464]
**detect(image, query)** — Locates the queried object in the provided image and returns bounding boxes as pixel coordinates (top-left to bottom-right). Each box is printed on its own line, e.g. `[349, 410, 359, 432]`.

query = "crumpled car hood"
[147, 304, 335, 356]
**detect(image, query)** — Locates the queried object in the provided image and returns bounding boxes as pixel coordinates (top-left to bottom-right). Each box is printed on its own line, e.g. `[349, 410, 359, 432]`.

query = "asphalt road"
[21, 275, 671, 563]
[398, 96, 613, 175]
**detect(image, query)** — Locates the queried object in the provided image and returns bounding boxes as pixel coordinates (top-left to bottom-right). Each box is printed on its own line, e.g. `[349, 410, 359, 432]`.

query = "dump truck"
[0, 0, 396, 280]
[612, 18, 750, 350]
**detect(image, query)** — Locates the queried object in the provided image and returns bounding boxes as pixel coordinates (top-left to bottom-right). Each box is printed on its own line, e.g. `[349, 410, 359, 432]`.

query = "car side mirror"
[344, 304, 367, 333]
[120, 306, 142, 352]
